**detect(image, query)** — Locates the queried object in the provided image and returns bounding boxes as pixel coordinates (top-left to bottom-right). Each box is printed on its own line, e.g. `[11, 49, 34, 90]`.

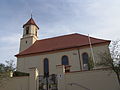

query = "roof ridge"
[37, 33, 80, 41]
[37, 33, 110, 42]
[87, 35, 111, 41]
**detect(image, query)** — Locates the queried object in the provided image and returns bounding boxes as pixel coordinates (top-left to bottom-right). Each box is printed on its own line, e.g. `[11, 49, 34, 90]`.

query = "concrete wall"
[0, 76, 29, 90]
[56, 65, 120, 90]
[65, 70, 120, 90]
[0, 68, 39, 90]
[17, 44, 109, 75]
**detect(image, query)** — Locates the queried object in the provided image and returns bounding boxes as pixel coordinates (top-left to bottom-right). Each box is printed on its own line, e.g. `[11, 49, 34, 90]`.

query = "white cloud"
[1, 0, 120, 63]
[0, 34, 20, 63]
[0, 34, 21, 45]
[80, 0, 120, 40]
[0, 44, 18, 63]
[35, 0, 120, 40]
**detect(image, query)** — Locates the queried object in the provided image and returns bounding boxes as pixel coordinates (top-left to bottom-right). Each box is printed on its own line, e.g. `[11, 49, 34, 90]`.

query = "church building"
[16, 17, 110, 74]
[1, 17, 119, 90]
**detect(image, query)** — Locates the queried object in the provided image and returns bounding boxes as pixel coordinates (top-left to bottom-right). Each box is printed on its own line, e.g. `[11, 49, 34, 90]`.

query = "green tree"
[88, 55, 94, 70]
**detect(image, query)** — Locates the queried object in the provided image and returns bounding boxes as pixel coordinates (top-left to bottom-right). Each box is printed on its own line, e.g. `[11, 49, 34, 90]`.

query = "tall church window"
[26, 26, 29, 34]
[61, 55, 69, 65]
[44, 58, 49, 77]
[62, 55, 70, 72]
[82, 53, 89, 70]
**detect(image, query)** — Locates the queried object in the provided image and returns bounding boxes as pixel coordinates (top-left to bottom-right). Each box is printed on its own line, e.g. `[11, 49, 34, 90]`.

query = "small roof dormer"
[23, 17, 39, 29]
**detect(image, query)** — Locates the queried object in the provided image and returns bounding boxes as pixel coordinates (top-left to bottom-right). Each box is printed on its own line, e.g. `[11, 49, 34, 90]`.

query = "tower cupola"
[22, 17, 39, 38]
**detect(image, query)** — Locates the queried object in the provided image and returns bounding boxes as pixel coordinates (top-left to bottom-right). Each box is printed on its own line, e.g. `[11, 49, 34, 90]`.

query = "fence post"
[56, 65, 65, 90]
[29, 67, 39, 90]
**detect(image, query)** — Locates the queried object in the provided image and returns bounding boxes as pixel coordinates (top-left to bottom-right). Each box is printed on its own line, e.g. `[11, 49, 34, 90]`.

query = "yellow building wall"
[79, 44, 109, 69]
[19, 36, 37, 52]
[17, 49, 81, 75]
[17, 44, 109, 75]
[20, 24, 38, 52]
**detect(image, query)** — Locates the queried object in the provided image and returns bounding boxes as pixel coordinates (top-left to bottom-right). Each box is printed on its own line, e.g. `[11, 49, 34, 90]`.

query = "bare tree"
[0, 60, 15, 87]
[97, 40, 120, 85]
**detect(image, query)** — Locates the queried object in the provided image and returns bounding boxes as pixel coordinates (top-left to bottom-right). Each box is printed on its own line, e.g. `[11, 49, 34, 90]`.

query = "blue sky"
[0, 0, 120, 63]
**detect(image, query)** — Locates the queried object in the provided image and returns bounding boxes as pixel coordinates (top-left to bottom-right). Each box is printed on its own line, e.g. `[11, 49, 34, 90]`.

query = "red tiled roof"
[15, 33, 110, 57]
[23, 18, 39, 29]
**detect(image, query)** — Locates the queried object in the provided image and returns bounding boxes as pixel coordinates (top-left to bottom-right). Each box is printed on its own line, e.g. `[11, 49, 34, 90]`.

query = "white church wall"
[92, 44, 109, 63]
[17, 44, 109, 75]
[23, 25, 38, 38]
[79, 44, 109, 69]
[20, 37, 34, 52]
[20, 23, 38, 52]
[17, 49, 81, 75]
[17, 55, 42, 74]
[48, 49, 81, 73]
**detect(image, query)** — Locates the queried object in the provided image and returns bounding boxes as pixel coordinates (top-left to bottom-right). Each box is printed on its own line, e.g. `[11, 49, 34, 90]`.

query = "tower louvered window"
[26, 27, 29, 34]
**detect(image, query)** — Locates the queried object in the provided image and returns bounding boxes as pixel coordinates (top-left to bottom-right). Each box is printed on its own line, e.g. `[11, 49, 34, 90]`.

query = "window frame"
[43, 58, 49, 75]
[61, 55, 69, 65]
[82, 52, 89, 70]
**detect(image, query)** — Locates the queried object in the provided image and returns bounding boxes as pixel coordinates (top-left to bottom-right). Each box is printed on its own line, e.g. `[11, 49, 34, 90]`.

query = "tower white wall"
[19, 24, 39, 52]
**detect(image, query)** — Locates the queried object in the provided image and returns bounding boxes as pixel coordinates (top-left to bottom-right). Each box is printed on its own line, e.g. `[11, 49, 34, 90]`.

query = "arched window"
[44, 58, 49, 76]
[82, 53, 89, 70]
[61, 56, 69, 65]
[61, 55, 70, 72]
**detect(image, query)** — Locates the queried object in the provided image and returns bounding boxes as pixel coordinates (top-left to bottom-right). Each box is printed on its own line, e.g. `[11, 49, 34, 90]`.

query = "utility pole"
[88, 34, 95, 63]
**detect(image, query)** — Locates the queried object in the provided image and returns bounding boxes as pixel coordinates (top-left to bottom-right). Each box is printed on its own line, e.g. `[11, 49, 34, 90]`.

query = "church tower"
[19, 17, 39, 52]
